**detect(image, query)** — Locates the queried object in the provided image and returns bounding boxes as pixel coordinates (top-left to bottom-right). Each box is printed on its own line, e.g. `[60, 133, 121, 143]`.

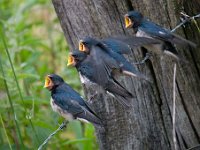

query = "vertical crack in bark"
[112, 0, 126, 34]
[124, 0, 134, 11]
[163, 0, 173, 29]
[151, 80, 172, 149]
[176, 82, 200, 142]
[142, 51, 175, 148]
[188, 47, 200, 78]
[90, 0, 110, 37]
[158, 105, 172, 148]
[182, 27, 200, 78]
[75, 1, 91, 37]
[176, 130, 183, 149]
[96, 130, 108, 150]
[180, 131, 188, 148]
[147, 61, 162, 106]
[61, 0, 78, 45]
[141, 49, 172, 148]
[52, 0, 75, 49]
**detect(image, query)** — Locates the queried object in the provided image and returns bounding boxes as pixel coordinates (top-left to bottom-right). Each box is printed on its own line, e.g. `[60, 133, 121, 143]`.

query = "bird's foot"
[88, 91, 98, 103]
[134, 52, 152, 65]
[59, 120, 69, 130]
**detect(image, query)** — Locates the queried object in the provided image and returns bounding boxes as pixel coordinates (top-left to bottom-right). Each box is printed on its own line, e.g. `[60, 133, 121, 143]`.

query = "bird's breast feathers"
[137, 29, 163, 54]
[79, 72, 94, 85]
[136, 29, 151, 38]
[50, 98, 73, 120]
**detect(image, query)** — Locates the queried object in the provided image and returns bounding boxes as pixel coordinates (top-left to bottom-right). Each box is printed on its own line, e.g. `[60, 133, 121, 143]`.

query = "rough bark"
[52, 0, 200, 149]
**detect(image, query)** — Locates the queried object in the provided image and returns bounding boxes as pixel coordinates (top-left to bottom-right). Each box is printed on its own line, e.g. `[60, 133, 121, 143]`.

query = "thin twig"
[172, 63, 177, 150]
[170, 13, 200, 150]
[171, 12, 200, 32]
[134, 53, 152, 65]
[38, 121, 68, 150]
[187, 144, 200, 150]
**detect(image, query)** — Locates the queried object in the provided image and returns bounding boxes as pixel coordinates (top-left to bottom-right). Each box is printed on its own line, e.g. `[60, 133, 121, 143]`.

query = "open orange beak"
[44, 76, 54, 90]
[79, 41, 87, 52]
[124, 16, 133, 28]
[67, 54, 76, 67]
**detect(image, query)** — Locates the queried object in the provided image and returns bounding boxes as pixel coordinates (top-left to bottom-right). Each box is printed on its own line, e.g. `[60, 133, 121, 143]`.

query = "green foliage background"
[0, 0, 98, 149]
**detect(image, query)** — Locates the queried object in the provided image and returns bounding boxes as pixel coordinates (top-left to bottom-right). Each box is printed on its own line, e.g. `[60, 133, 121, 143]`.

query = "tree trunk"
[52, 0, 200, 149]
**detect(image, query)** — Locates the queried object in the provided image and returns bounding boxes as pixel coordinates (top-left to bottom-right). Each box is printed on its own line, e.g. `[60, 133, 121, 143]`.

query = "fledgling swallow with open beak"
[79, 36, 159, 55]
[68, 50, 134, 108]
[78, 37, 150, 81]
[44, 74, 103, 128]
[124, 11, 196, 60]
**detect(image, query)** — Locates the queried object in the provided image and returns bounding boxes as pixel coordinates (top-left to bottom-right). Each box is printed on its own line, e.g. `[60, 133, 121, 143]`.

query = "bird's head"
[44, 74, 64, 90]
[124, 11, 143, 28]
[79, 37, 98, 54]
[67, 50, 87, 67]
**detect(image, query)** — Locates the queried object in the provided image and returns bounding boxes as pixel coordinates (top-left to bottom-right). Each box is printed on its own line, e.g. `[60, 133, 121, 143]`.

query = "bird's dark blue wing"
[101, 38, 131, 54]
[140, 20, 173, 41]
[97, 43, 147, 80]
[77, 63, 97, 84]
[52, 90, 84, 115]
[140, 20, 196, 47]
[52, 84, 103, 126]
[102, 36, 160, 53]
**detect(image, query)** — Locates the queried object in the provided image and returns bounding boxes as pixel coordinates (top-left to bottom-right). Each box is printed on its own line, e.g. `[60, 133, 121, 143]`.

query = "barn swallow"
[67, 50, 133, 108]
[78, 37, 149, 81]
[124, 11, 196, 60]
[79, 36, 159, 55]
[44, 74, 103, 127]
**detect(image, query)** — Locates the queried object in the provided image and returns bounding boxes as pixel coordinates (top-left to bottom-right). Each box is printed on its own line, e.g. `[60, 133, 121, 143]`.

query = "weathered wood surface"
[52, 0, 200, 149]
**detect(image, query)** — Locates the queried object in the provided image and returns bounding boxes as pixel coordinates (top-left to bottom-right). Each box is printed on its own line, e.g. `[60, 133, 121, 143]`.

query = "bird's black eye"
[72, 54, 76, 58]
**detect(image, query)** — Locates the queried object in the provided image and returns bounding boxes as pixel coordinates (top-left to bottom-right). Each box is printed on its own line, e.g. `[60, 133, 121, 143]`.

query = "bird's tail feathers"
[108, 79, 133, 98]
[122, 70, 152, 83]
[109, 35, 161, 47]
[93, 123, 106, 133]
[135, 72, 152, 83]
[77, 109, 104, 128]
[172, 33, 197, 48]
[105, 79, 133, 108]
[164, 50, 189, 64]
[113, 94, 133, 108]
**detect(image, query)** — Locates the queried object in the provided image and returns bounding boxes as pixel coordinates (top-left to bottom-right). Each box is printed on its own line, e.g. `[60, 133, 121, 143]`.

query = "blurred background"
[0, 0, 98, 149]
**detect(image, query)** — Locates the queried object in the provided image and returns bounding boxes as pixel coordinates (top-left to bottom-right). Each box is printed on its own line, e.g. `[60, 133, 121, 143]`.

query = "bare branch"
[187, 144, 200, 150]
[38, 121, 68, 150]
[172, 63, 177, 150]
[171, 12, 200, 32]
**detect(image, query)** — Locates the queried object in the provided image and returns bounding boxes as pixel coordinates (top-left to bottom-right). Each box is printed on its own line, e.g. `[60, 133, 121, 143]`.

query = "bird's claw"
[89, 91, 98, 102]
[134, 52, 152, 65]
[88, 91, 98, 103]
[59, 121, 68, 130]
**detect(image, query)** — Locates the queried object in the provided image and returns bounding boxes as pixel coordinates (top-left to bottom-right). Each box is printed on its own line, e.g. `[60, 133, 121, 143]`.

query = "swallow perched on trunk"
[78, 37, 150, 81]
[67, 50, 133, 108]
[79, 36, 159, 55]
[93, 36, 160, 55]
[124, 11, 196, 60]
[44, 74, 103, 127]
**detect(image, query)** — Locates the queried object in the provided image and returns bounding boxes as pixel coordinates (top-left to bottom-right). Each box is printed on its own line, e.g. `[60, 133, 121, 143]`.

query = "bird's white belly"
[137, 30, 163, 54]
[77, 118, 89, 123]
[79, 72, 96, 87]
[136, 30, 151, 38]
[50, 98, 73, 120]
